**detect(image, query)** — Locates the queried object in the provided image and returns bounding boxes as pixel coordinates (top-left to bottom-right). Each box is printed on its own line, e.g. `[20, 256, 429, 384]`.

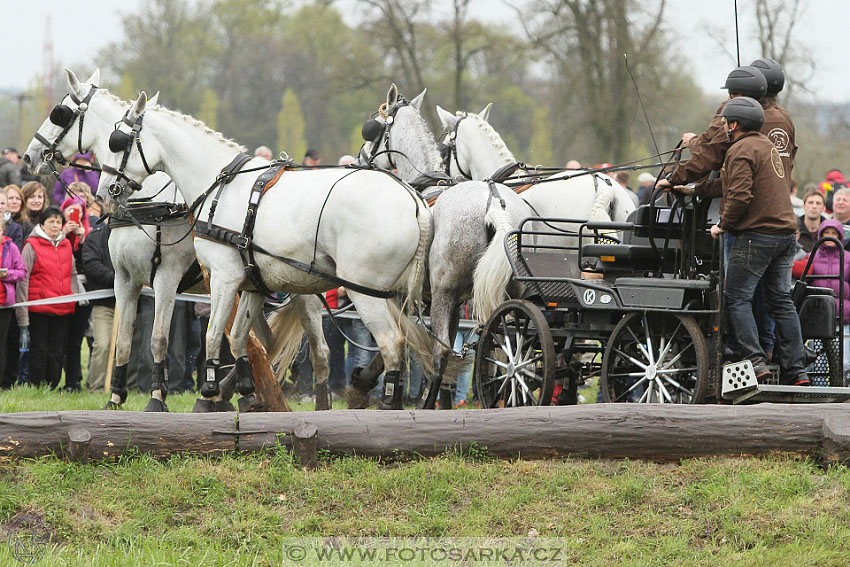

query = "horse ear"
[410, 88, 426, 111]
[66, 68, 83, 98]
[148, 91, 160, 106]
[436, 105, 458, 128]
[129, 92, 148, 120]
[85, 68, 101, 86]
[478, 103, 493, 122]
[387, 83, 398, 105]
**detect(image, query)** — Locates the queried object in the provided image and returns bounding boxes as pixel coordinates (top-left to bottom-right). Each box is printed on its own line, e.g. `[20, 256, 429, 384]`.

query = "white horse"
[23, 68, 303, 412]
[360, 85, 536, 407]
[435, 105, 637, 244]
[95, 91, 435, 411]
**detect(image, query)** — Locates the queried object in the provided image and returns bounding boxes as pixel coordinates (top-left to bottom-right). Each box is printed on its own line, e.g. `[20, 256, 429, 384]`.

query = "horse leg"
[144, 276, 179, 412]
[422, 286, 461, 410]
[346, 292, 405, 410]
[294, 295, 331, 410]
[105, 272, 139, 410]
[193, 278, 239, 413]
[227, 291, 264, 411]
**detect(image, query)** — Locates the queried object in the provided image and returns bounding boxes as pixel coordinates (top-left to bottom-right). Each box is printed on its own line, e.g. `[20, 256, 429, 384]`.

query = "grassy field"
[1, 387, 849, 565]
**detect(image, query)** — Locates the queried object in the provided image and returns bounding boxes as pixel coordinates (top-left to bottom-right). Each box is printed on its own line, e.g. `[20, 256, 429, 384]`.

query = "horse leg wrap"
[150, 361, 169, 400]
[378, 370, 404, 410]
[350, 366, 379, 393]
[315, 382, 331, 411]
[105, 364, 129, 409]
[345, 366, 380, 409]
[235, 356, 254, 396]
[200, 358, 221, 398]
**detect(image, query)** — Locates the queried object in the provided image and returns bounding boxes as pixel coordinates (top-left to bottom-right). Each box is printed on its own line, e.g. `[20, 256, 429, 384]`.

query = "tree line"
[3, 0, 848, 186]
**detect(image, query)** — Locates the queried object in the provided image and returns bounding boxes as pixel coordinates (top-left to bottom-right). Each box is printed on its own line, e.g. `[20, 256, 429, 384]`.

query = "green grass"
[2, 388, 850, 565]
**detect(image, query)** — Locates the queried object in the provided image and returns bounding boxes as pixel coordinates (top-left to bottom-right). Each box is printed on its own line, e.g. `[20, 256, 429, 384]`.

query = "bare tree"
[753, 0, 814, 101]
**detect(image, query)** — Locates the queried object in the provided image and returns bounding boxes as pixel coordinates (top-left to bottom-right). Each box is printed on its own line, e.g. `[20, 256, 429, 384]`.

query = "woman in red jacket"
[17, 206, 80, 389]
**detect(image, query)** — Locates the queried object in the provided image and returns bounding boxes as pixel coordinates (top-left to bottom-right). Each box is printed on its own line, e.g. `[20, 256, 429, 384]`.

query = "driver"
[709, 97, 809, 386]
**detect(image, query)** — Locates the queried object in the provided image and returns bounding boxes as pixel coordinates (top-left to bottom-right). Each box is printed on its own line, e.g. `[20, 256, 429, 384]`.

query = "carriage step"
[728, 384, 850, 404]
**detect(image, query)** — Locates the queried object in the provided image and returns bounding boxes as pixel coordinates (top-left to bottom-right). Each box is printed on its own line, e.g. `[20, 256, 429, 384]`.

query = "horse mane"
[396, 106, 443, 172]
[461, 112, 516, 164]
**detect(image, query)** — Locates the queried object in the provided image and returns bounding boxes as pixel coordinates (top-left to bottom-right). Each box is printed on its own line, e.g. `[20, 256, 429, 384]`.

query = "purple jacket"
[809, 219, 850, 323]
[0, 236, 26, 306]
[52, 167, 100, 206]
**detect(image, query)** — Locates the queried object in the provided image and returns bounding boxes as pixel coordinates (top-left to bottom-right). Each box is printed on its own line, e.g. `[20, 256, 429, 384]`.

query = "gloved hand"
[19, 326, 30, 351]
[77, 275, 89, 307]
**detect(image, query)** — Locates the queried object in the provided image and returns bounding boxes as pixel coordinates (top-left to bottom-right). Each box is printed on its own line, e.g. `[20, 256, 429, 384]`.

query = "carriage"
[473, 187, 850, 407]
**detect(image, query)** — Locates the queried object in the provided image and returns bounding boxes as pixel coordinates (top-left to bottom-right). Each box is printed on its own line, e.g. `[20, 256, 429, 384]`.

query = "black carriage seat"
[580, 206, 669, 270]
[793, 283, 837, 340]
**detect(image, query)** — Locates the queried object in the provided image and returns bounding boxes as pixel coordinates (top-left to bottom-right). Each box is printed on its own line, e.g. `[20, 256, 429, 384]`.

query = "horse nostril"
[22, 154, 31, 165]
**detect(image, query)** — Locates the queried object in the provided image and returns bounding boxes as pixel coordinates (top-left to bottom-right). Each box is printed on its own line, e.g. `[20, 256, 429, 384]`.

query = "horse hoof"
[378, 399, 403, 410]
[315, 383, 331, 411]
[192, 399, 216, 413]
[238, 394, 264, 413]
[144, 398, 169, 412]
[345, 386, 371, 410]
[214, 400, 235, 412]
[103, 400, 122, 410]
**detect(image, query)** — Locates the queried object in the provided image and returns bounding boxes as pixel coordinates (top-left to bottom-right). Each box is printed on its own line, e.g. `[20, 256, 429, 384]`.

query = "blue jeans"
[453, 331, 477, 406]
[725, 231, 805, 379]
[724, 233, 776, 353]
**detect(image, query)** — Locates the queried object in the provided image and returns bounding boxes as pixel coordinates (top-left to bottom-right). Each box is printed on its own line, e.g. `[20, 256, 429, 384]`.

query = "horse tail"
[472, 205, 515, 323]
[404, 198, 433, 303]
[388, 299, 467, 384]
[265, 300, 304, 375]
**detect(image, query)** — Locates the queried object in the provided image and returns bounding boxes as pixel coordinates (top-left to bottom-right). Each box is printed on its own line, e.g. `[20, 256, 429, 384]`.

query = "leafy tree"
[277, 89, 307, 160]
[198, 89, 220, 131]
[527, 106, 554, 166]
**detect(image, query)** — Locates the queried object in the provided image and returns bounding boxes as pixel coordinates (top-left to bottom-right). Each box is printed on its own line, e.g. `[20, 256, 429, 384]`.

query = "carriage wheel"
[601, 312, 708, 404]
[474, 299, 555, 408]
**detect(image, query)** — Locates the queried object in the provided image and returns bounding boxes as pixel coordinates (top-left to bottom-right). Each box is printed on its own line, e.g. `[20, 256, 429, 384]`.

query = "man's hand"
[655, 178, 671, 190]
[710, 224, 725, 240]
[671, 184, 694, 196]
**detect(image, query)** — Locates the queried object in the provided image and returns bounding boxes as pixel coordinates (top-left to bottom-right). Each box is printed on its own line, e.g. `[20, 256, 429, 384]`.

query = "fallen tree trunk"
[2, 404, 850, 464]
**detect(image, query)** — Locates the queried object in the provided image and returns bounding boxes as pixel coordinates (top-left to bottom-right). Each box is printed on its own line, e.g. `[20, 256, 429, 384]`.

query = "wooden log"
[1, 405, 850, 462]
[293, 422, 318, 469]
[66, 427, 92, 463]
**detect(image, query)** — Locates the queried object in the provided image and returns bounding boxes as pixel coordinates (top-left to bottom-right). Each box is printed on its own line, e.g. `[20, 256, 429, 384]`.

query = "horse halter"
[33, 84, 98, 166]
[437, 114, 472, 179]
[102, 111, 156, 198]
[359, 95, 410, 168]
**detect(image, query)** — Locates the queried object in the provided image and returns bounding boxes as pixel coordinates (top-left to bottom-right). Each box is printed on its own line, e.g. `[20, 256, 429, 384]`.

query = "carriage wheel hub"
[507, 363, 516, 376]
[647, 364, 658, 380]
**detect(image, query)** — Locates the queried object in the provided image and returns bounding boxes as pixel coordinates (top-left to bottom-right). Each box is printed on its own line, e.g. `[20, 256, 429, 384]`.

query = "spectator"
[797, 189, 827, 253]
[254, 146, 273, 160]
[820, 169, 848, 214]
[21, 181, 49, 229]
[17, 206, 81, 389]
[615, 171, 639, 206]
[303, 149, 320, 167]
[81, 221, 114, 392]
[0, 212, 26, 389]
[637, 172, 656, 205]
[338, 155, 356, 166]
[565, 160, 582, 169]
[831, 188, 850, 241]
[789, 179, 804, 216]
[6, 185, 31, 242]
[52, 153, 99, 206]
[0, 148, 22, 187]
[793, 219, 850, 374]
[59, 198, 91, 391]
[0, 187, 23, 250]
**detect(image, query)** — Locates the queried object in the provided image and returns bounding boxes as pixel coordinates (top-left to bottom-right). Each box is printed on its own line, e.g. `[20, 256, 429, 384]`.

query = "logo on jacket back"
[770, 147, 785, 179]
[768, 128, 790, 157]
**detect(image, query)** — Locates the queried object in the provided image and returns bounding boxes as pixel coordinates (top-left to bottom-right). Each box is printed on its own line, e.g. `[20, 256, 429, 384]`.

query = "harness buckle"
[237, 236, 251, 250]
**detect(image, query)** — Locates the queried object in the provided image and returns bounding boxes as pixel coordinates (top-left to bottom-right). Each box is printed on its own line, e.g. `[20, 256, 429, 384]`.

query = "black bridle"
[102, 111, 156, 198]
[358, 95, 411, 169]
[33, 84, 99, 167]
[437, 114, 473, 180]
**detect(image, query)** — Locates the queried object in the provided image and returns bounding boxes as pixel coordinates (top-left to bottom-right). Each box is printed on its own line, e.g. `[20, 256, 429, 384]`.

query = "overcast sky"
[2, 0, 847, 102]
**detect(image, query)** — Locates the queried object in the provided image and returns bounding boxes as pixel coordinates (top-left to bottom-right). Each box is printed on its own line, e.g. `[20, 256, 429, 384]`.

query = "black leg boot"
[378, 370, 404, 410]
[144, 361, 169, 412]
[104, 364, 129, 410]
[346, 366, 379, 409]
[315, 381, 331, 411]
[194, 358, 221, 413]
[234, 356, 261, 413]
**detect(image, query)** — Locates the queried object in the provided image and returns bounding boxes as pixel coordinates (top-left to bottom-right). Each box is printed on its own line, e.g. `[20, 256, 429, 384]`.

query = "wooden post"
[104, 308, 120, 392]
[293, 422, 318, 470]
[66, 427, 91, 464]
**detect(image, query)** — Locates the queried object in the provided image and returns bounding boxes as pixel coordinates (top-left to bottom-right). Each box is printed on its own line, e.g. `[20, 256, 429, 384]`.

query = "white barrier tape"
[0, 287, 212, 309]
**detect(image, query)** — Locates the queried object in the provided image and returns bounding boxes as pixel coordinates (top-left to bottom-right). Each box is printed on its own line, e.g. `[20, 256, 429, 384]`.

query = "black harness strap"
[150, 224, 162, 285]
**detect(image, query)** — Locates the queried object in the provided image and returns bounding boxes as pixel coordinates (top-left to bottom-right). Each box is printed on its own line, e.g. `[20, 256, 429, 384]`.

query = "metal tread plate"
[729, 384, 850, 404]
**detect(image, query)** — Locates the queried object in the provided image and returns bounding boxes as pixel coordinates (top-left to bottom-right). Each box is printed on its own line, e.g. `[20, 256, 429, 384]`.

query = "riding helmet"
[722, 66, 768, 99]
[721, 96, 765, 132]
[750, 57, 785, 96]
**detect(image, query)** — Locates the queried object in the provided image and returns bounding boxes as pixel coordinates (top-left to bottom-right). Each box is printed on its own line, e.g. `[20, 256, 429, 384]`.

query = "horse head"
[97, 91, 161, 208]
[436, 103, 517, 181]
[24, 68, 112, 175]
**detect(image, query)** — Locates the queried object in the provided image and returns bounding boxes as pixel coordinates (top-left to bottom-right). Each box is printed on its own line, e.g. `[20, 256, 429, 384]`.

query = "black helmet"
[750, 57, 785, 96]
[722, 66, 768, 99]
[721, 96, 765, 131]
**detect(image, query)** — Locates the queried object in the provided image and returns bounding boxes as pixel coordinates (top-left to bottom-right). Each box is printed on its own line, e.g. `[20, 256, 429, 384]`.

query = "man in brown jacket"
[711, 97, 809, 386]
